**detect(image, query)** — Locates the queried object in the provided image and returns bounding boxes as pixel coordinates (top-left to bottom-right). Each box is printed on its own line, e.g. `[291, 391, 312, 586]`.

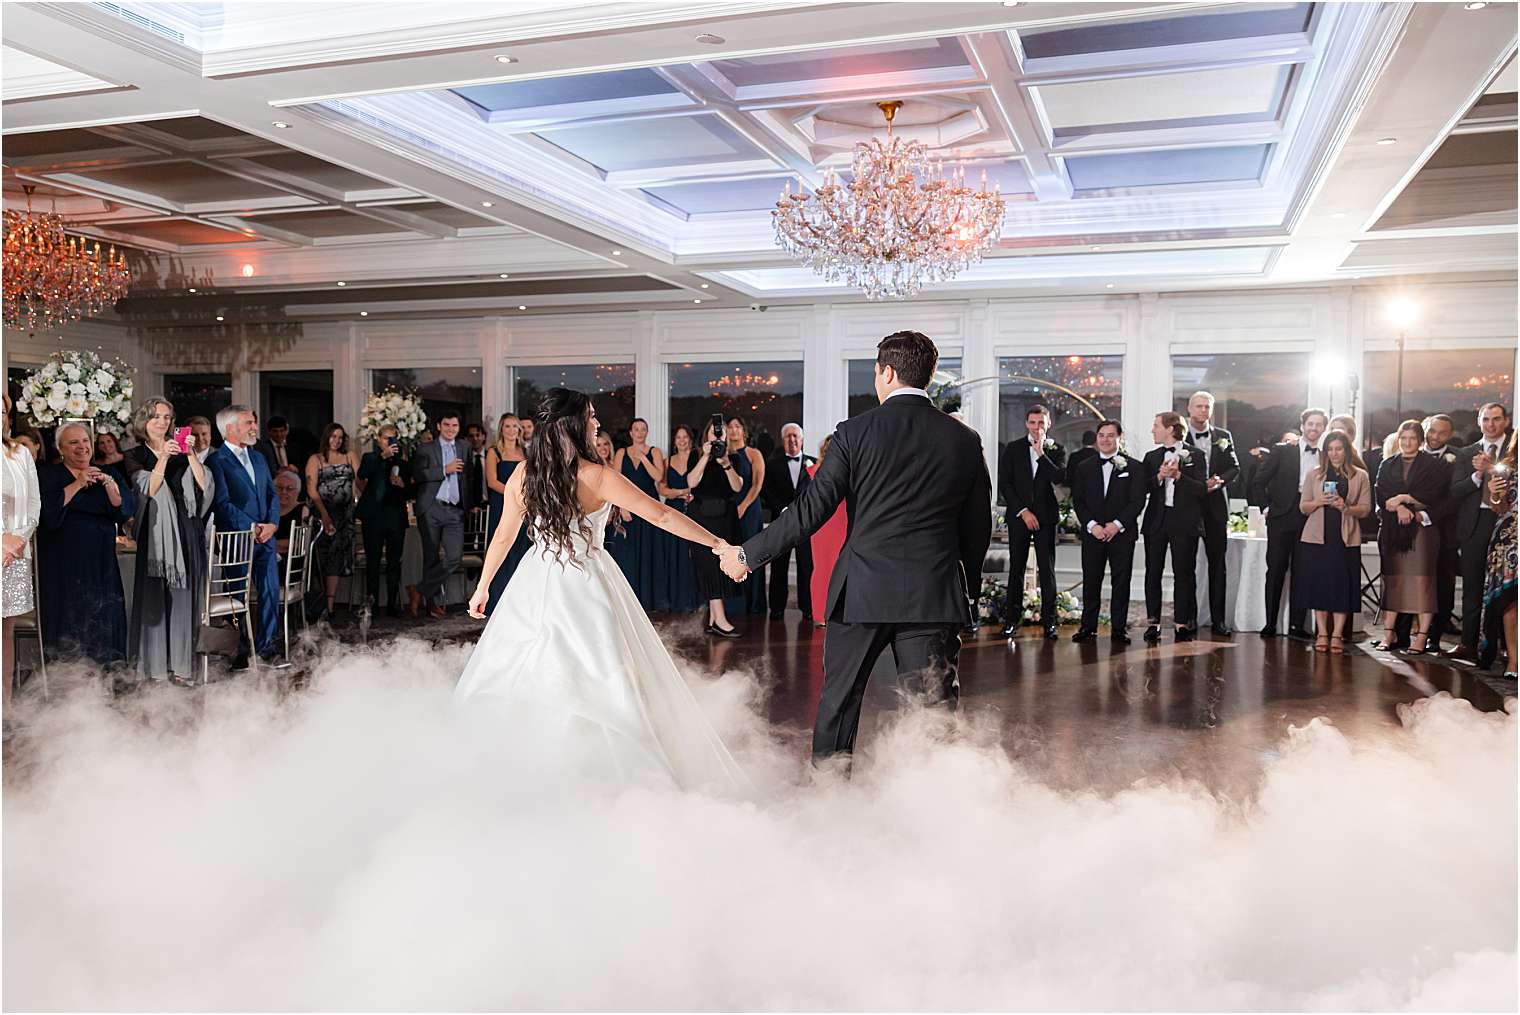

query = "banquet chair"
[8, 534, 48, 701]
[278, 521, 313, 660]
[199, 524, 259, 684]
[461, 509, 488, 585]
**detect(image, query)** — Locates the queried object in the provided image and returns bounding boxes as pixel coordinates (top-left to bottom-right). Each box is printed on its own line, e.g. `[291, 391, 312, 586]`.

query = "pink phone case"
[172, 426, 192, 452]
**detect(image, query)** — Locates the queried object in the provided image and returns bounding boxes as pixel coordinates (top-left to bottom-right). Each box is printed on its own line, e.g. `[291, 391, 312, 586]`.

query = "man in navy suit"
[207, 404, 281, 661]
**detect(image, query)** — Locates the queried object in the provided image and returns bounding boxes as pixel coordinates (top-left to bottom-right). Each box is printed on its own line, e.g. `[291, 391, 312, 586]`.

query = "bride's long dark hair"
[521, 387, 601, 564]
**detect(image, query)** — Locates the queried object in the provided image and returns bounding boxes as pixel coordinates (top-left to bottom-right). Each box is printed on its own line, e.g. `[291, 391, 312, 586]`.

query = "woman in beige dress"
[1373, 419, 1448, 654]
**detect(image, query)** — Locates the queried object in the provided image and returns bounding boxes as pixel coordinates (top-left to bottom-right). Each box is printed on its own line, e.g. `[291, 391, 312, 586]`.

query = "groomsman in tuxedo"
[1070, 420, 1147, 645]
[1250, 407, 1327, 638]
[465, 422, 490, 514]
[1067, 429, 1099, 479]
[761, 422, 816, 621]
[1142, 411, 1208, 642]
[1445, 403, 1511, 662]
[998, 404, 1066, 639]
[1184, 390, 1241, 634]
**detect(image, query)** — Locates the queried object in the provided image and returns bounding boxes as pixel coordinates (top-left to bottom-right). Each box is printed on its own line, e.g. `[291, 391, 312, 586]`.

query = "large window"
[1364, 347, 1514, 450]
[165, 373, 233, 443]
[514, 363, 636, 446]
[259, 370, 333, 455]
[371, 367, 482, 434]
[997, 354, 1122, 464]
[847, 357, 962, 418]
[1171, 352, 1307, 499]
[668, 360, 803, 458]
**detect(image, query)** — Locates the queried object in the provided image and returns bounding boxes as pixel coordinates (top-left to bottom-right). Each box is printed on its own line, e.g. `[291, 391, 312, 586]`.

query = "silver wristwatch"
[736, 547, 748, 567]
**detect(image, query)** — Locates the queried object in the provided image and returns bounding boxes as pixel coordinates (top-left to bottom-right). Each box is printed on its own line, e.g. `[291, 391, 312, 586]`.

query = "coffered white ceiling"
[1, 1, 1515, 320]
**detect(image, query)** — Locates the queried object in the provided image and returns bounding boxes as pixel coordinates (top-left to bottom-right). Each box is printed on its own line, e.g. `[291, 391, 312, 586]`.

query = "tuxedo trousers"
[816, 608, 961, 759]
[1458, 510, 1498, 648]
[1005, 521, 1058, 624]
[1079, 533, 1135, 632]
[766, 539, 813, 619]
[1144, 518, 1199, 628]
[1264, 519, 1307, 630]
[1200, 492, 1230, 622]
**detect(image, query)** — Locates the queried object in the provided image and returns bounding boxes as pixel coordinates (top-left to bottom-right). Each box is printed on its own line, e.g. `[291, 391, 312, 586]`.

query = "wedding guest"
[14, 430, 41, 462]
[37, 422, 136, 665]
[808, 434, 848, 629]
[1479, 440, 1516, 676]
[688, 419, 743, 637]
[761, 422, 815, 622]
[466, 422, 490, 514]
[305, 423, 360, 617]
[1298, 430, 1371, 653]
[357, 425, 412, 617]
[273, 469, 310, 560]
[1373, 420, 1447, 653]
[3, 395, 41, 734]
[656, 424, 701, 613]
[206, 405, 280, 662]
[93, 431, 125, 469]
[1250, 408, 1328, 638]
[1142, 411, 1207, 642]
[1185, 390, 1241, 634]
[419, 428, 435, 445]
[186, 416, 215, 462]
[725, 416, 767, 617]
[1070, 420, 1145, 644]
[997, 404, 1066, 639]
[612, 418, 668, 610]
[594, 432, 630, 571]
[519, 416, 536, 449]
[122, 397, 214, 684]
[255, 415, 296, 474]
[412, 411, 473, 620]
[1418, 413, 1462, 651]
[483, 413, 531, 616]
[1066, 429, 1099, 479]
[1447, 403, 1512, 662]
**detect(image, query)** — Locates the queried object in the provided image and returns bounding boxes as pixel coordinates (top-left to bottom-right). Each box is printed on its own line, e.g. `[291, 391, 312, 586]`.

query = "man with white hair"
[205, 404, 281, 663]
[760, 422, 816, 621]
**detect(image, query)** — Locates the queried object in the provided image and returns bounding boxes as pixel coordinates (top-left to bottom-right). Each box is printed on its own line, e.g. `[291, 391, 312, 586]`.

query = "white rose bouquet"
[359, 387, 428, 450]
[17, 349, 134, 436]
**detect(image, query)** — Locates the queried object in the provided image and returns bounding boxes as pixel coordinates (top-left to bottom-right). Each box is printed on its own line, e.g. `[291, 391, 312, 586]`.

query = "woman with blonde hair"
[2, 393, 42, 735]
[1298, 429, 1372, 652]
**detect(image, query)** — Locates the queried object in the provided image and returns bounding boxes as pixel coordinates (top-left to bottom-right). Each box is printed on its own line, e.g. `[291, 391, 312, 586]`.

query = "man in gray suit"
[412, 411, 474, 620]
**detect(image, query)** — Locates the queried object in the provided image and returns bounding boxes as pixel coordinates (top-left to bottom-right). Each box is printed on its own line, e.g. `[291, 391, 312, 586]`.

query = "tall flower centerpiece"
[359, 387, 428, 450]
[17, 349, 134, 435]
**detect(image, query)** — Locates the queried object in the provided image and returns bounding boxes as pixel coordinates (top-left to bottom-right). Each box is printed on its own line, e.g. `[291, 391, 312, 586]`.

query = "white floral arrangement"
[359, 387, 428, 449]
[17, 349, 134, 436]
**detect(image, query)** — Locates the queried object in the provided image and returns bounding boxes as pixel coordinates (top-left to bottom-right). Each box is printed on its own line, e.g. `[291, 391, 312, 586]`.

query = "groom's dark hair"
[876, 331, 938, 389]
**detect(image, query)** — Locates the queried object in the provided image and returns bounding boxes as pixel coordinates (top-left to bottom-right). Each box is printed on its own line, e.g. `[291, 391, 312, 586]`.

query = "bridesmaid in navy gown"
[612, 418, 668, 610]
[656, 424, 701, 613]
[484, 412, 531, 616]
[723, 416, 768, 617]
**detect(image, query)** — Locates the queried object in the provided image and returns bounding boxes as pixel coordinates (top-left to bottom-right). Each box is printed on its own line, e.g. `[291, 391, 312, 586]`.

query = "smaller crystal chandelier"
[3, 184, 132, 330]
[774, 101, 1006, 300]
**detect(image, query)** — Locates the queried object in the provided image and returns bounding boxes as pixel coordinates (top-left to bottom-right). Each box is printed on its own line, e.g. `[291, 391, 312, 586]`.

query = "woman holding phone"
[121, 396, 214, 684]
[687, 417, 744, 637]
[1297, 429, 1371, 653]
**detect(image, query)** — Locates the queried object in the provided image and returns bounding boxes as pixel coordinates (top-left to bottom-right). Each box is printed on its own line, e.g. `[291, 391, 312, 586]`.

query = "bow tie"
[1101, 456, 1115, 465]
[1193, 432, 1210, 440]
[787, 456, 800, 462]
[1304, 447, 1318, 455]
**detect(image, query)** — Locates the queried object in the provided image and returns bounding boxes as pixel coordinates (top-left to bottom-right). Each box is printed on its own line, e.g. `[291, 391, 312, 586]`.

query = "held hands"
[2, 533, 25, 567]
[714, 541, 750, 582]
[254, 522, 278, 544]
[1395, 505, 1415, 525]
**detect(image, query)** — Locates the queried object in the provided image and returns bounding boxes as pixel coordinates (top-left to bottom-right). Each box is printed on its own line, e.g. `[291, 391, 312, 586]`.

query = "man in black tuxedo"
[1445, 403, 1511, 662]
[760, 422, 816, 621]
[1250, 407, 1328, 638]
[1183, 390, 1242, 634]
[1070, 420, 1147, 644]
[717, 331, 991, 763]
[1066, 429, 1099, 480]
[997, 404, 1066, 639]
[465, 422, 491, 514]
[1142, 411, 1208, 642]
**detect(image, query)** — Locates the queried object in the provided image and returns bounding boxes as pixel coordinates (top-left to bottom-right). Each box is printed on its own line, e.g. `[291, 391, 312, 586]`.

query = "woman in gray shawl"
[122, 397, 214, 685]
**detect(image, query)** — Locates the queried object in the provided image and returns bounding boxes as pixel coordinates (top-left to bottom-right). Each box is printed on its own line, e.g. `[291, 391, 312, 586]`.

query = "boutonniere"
[1442, 452, 1457, 463]
[1176, 447, 1193, 462]
[1043, 438, 1056, 451]
[1215, 437, 1230, 451]
[1113, 455, 1129, 470]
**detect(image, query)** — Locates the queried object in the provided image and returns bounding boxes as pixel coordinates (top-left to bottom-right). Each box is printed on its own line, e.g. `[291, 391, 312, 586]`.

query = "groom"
[717, 331, 992, 762]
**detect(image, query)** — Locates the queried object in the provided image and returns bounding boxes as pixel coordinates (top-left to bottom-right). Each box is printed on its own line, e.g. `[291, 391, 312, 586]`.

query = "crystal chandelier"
[3, 184, 131, 330]
[773, 101, 1006, 300]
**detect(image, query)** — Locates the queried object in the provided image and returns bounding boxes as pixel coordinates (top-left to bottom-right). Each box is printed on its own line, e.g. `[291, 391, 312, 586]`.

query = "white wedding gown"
[451, 502, 748, 794]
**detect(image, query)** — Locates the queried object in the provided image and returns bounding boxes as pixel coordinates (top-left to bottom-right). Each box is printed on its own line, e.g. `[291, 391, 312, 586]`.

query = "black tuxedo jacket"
[1070, 454, 1146, 541]
[1185, 425, 1240, 509]
[743, 393, 992, 625]
[761, 450, 815, 518]
[1066, 446, 1099, 480]
[998, 436, 1066, 526]
[1141, 445, 1208, 535]
[1251, 442, 1309, 531]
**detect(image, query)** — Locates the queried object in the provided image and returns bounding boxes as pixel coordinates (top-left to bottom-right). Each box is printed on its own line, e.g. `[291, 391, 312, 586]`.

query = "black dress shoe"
[1071, 629, 1097, 643]
[1287, 626, 1312, 641]
[1111, 630, 1132, 646]
[1001, 624, 1018, 638]
[1211, 623, 1233, 636]
[706, 624, 741, 639]
[1259, 626, 1278, 638]
[1043, 623, 1060, 641]
[1143, 625, 1161, 643]
[1175, 626, 1196, 642]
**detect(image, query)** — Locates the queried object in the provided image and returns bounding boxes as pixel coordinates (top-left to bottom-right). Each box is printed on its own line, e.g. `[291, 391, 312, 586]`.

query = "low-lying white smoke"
[3, 637, 1514, 1011]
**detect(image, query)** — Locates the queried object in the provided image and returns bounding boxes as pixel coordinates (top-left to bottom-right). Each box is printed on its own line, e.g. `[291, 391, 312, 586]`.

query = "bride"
[455, 388, 748, 793]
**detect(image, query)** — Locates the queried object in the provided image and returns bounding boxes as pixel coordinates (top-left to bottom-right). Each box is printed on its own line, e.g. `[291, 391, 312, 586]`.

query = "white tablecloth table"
[1195, 532, 1365, 634]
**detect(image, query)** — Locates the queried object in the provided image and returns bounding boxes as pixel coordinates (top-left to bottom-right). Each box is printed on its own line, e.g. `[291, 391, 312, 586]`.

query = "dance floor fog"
[3, 621, 1515, 1011]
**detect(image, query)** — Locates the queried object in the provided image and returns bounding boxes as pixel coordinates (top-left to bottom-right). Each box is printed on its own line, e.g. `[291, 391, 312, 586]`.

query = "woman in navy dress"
[484, 412, 531, 616]
[612, 417, 668, 611]
[656, 424, 701, 613]
[723, 416, 768, 616]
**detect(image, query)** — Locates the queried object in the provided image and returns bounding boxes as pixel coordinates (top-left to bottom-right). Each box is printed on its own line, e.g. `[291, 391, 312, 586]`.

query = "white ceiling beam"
[963, 32, 1072, 201]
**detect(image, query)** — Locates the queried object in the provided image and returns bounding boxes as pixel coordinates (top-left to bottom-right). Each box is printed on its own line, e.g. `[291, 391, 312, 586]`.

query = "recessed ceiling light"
[272, 121, 291, 129]
[611, 249, 622, 256]
[241, 264, 254, 277]
[359, 311, 368, 317]
[215, 315, 224, 322]
[494, 54, 517, 64]
[695, 33, 725, 45]
[1375, 137, 1398, 145]
[693, 299, 703, 304]
[1002, 1, 1021, 6]
[1464, 2, 1489, 9]
[1105, 283, 1115, 289]
[498, 273, 510, 279]
[187, 287, 196, 293]
[481, 201, 494, 207]
[336, 281, 346, 287]
[699, 283, 709, 289]
[518, 305, 527, 311]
